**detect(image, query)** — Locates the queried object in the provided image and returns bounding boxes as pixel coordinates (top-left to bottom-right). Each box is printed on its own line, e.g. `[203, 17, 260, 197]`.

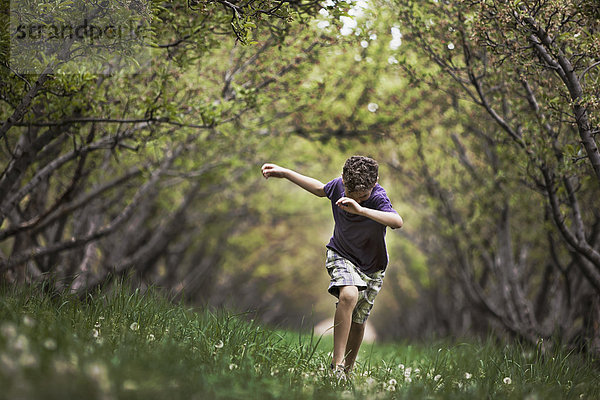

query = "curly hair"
[342, 156, 379, 193]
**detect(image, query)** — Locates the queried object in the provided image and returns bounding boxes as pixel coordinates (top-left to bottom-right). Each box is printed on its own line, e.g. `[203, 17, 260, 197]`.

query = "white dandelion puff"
[448, 42, 455, 50]
[465, 372, 472, 379]
[19, 353, 38, 368]
[503, 377, 512, 384]
[123, 379, 138, 390]
[0, 323, 17, 340]
[22, 316, 36, 327]
[214, 340, 224, 349]
[43, 338, 57, 351]
[129, 322, 139, 331]
[367, 103, 379, 112]
[434, 374, 442, 382]
[13, 334, 29, 352]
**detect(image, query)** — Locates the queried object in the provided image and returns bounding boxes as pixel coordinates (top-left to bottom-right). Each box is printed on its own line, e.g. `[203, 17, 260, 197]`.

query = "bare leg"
[343, 321, 365, 372]
[332, 286, 358, 367]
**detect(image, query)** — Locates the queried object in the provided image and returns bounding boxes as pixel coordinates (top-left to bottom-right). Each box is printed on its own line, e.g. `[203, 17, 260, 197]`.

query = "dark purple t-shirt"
[324, 177, 398, 274]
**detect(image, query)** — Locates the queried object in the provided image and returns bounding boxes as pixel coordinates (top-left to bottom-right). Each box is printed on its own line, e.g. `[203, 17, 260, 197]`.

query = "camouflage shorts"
[325, 249, 386, 324]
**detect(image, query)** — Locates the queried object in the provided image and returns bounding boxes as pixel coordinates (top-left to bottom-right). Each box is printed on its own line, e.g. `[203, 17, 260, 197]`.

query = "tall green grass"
[1, 282, 598, 399]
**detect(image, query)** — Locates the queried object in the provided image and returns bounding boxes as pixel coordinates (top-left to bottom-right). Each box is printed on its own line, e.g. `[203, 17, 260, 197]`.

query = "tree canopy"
[1, 0, 599, 352]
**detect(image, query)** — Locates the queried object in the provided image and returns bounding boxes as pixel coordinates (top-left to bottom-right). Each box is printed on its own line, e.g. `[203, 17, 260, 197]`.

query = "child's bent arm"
[336, 197, 404, 229]
[360, 207, 404, 229]
[261, 163, 326, 197]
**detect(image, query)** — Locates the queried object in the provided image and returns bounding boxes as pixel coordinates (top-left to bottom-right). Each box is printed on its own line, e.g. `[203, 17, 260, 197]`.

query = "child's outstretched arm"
[261, 163, 326, 197]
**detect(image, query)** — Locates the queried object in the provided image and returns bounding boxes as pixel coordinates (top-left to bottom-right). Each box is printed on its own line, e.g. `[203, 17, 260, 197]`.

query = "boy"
[261, 156, 403, 379]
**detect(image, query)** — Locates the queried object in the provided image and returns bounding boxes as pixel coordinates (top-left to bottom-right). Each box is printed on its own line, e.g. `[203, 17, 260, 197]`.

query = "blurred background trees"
[1, 0, 598, 352]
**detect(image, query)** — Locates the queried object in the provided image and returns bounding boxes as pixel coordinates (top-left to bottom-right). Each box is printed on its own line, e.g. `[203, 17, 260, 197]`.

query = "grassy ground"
[1, 282, 598, 400]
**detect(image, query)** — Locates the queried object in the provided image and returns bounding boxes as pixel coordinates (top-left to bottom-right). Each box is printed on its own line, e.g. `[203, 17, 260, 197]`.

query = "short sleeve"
[372, 191, 397, 213]
[324, 178, 340, 200]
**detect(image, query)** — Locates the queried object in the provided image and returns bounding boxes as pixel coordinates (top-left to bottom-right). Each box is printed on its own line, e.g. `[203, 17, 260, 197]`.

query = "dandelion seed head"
[13, 334, 29, 352]
[214, 340, 224, 349]
[367, 103, 379, 112]
[22, 315, 35, 327]
[123, 379, 138, 390]
[229, 363, 238, 370]
[387, 384, 396, 391]
[448, 42, 455, 50]
[465, 372, 472, 379]
[85, 362, 111, 392]
[388, 378, 397, 385]
[503, 377, 512, 384]
[0, 323, 17, 340]
[129, 322, 139, 331]
[43, 338, 57, 351]
[434, 374, 442, 382]
[0, 353, 16, 375]
[18, 353, 38, 368]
